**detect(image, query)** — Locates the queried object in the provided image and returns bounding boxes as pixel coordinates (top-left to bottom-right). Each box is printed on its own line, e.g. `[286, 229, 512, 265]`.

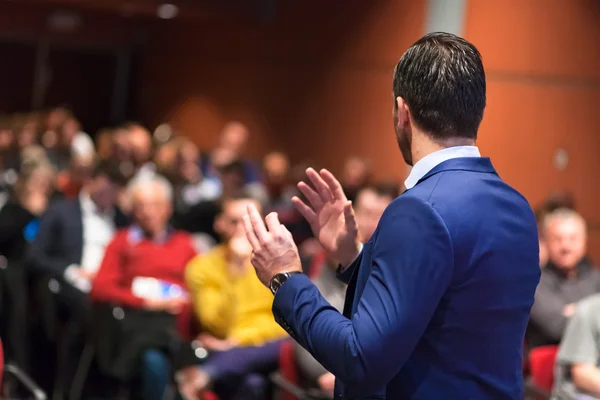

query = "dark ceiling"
[1, 0, 284, 22]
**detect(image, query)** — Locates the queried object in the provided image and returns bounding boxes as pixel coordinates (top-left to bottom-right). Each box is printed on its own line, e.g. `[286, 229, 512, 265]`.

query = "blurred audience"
[0, 107, 591, 400]
[26, 160, 129, 392]
[527, 208, 600, 348]
[179, 193, 288, 400]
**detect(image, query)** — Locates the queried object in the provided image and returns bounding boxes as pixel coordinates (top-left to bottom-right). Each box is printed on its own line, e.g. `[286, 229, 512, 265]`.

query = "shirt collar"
[79, 191, 114, 218]
[128, 225, 173, 244]
[404, 146, 481, 190]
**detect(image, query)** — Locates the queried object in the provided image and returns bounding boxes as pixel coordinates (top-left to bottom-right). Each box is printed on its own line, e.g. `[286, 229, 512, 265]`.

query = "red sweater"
[91, 228, 197, 335]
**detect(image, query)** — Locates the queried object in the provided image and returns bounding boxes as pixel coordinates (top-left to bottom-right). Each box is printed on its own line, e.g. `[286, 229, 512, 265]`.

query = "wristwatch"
[270, 271, 303, 295]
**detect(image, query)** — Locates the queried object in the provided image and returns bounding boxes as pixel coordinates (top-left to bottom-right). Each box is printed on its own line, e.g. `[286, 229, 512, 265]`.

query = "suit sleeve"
[26, 203, 71, 276]
[91, 235, 145, 308]
[272, 197, 453, 394]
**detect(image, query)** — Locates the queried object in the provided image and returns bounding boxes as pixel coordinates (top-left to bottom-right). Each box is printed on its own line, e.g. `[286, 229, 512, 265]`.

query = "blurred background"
[0, 0, 598, 399]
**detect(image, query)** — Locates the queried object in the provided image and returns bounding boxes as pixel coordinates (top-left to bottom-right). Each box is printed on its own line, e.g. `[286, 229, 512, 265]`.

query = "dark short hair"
[217, 188, 263, 214]
[92, 160, 130, 187]
[219, 160, 245, 175]
[393, 32, 486, 141]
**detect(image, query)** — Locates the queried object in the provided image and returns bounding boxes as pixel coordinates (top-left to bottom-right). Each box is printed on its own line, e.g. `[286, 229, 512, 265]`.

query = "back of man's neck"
[411, 136, 476, 165]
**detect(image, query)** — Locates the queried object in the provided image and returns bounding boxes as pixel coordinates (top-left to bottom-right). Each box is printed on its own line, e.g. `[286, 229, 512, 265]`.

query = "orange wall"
[463, 0, 600, 260]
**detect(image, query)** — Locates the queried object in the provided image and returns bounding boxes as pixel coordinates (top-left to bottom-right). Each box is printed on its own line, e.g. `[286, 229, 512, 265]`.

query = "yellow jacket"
[185, 245, 287, 346]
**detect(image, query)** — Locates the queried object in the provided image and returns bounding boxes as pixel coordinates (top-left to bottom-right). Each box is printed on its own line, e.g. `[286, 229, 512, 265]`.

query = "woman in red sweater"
[91, 176, 197, 400]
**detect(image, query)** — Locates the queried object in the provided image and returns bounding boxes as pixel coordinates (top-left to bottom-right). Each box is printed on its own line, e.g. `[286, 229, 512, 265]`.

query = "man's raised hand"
[292, 168, 361, 267]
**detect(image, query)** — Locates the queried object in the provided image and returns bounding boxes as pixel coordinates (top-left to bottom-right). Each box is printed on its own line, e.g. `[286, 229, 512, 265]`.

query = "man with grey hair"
[91, 173, 197, 400]
[527, 208, 600, 348]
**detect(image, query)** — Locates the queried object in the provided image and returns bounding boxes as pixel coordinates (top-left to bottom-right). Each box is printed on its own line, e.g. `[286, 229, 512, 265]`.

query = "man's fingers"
[292, 196, 317, 225]
[282, 224, 294, 241]
[343, 201, 358, 234]
[265, 212, 283, 236]
[247, 203, 269, 243]
[306, 168, 334, 203]
[242, 214, 260, 249]
[297, 181, 323, 211]
[320, 169, 347, 201]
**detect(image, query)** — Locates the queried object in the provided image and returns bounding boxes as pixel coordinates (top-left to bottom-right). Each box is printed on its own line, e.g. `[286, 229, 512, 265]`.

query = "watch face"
[270, 275, 281, 294]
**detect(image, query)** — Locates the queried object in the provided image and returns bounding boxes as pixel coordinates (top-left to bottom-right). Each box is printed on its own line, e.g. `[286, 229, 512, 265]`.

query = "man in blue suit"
[242, 32, 540, 400]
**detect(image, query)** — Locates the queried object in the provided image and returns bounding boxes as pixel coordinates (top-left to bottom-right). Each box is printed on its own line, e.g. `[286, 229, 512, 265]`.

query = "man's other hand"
[243, 204, 302, 287]
[292, 168, 361, 267]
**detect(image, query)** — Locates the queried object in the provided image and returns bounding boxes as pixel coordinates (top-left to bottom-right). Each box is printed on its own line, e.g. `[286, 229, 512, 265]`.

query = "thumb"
[343, 201, 358, 233]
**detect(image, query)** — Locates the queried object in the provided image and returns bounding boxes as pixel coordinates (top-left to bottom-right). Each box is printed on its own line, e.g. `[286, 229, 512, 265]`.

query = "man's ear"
[396, 96, 409, 127]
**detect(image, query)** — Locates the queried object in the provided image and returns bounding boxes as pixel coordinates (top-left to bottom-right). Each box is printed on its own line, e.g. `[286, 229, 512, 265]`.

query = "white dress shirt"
[404, 146, 481, 190]
[64, 193, 115, 292]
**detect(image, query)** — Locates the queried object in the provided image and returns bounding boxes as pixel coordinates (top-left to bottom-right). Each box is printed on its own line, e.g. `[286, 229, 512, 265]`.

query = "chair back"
[529, 345, 559, 392]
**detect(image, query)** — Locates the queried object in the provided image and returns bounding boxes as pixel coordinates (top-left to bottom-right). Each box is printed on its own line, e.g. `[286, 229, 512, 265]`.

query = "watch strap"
[270, 271, 303, 295]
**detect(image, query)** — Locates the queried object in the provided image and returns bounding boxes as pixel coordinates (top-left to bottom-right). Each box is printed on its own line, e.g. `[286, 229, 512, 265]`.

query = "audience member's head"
[95, 128, 114, 160]
[219, 160, 246, 197]
[21, 145, 49, 166]
[215, 191, 262, 245]
[112, 127, 133, 162]
[85, 160, 130, 211]
[60, 117, 81, 148]
[263, 151, 290, 198]
[543, 208, 587, 272]
[124, 122, 153, 166]
[130, 175, 173, 238]
[154, 140, 178, 179]
[342, 156, 370, 192]
[16, 160, 56, 197]
[263, 151, 289, 183]
[45, 106, 72, 132]
[211, 147, 236, 170]
[0, 123, 14, 152]
[174, 138, 201, 184]
[16, 116, 40, 149]
[219, 121, 249, 155]
[354, 183, 398, 242]
[392, 33, 485, 165]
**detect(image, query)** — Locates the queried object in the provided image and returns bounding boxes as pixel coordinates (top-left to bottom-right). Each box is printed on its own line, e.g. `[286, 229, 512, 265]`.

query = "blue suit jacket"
[273, 157, 540, 399]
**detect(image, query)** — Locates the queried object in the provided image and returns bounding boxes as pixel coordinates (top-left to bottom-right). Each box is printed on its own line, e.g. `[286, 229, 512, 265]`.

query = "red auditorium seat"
[279, 340, 300, 400]
[528, 345, 559, 395]
[204, 392, 219, 400]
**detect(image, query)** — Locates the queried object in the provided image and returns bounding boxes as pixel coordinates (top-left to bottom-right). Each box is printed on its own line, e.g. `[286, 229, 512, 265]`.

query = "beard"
[395, 123, 413, 166]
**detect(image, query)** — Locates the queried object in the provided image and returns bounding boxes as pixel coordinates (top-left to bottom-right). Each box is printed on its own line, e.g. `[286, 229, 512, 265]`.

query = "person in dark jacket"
[0, 160, 55, 372]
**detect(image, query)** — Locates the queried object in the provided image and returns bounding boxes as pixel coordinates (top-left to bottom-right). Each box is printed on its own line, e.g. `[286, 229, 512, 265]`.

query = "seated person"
[294, 184, 395, 397]
[527, 209, 600, 348]
[553, 294, 600, 400]
[26, 160, 128, 392]
[178, 192, 289, 400]
[91, 175, 197, 400]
